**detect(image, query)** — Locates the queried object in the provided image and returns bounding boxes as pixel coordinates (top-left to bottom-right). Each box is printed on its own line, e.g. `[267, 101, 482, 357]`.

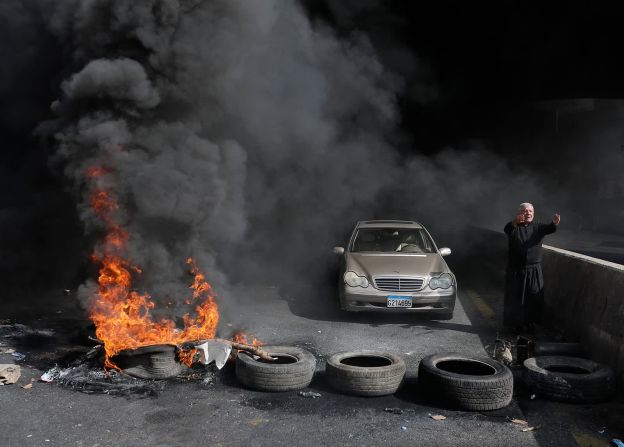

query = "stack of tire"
[523, 356, 615, 403]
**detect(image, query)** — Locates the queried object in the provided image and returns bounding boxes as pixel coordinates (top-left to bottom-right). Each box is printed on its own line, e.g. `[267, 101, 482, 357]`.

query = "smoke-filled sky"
[2, 1, 624, 316]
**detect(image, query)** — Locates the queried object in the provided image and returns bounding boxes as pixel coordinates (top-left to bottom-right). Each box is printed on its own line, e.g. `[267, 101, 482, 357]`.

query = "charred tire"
[523, 356, 615, 403]
[325, 351, 406, 397]
[235, 346, 316, 392]
[113, 344, 184, 379]
[418, 353, 513, 411]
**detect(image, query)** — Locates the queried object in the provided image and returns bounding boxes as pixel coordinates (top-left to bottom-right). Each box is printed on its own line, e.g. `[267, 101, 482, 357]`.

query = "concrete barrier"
[542, 245, 624, 387]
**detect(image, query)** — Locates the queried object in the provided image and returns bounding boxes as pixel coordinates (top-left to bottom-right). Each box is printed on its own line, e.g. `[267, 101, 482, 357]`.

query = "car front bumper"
[339, 286, 457, 313]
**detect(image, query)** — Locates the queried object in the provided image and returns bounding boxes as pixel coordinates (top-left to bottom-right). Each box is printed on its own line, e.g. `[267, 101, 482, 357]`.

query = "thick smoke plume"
[42, 0, 405, 318]
[4, 0, 619, 322]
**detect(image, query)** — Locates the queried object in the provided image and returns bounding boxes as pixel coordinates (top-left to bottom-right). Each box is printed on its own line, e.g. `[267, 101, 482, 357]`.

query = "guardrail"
[542, 245, 624, 388]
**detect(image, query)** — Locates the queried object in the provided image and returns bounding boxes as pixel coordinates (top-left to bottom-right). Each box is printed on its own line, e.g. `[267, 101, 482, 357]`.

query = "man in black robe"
[504, 202, 561, 331]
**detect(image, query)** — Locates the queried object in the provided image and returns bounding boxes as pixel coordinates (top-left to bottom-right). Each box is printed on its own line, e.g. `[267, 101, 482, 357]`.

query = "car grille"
[373, 276, 425, 292]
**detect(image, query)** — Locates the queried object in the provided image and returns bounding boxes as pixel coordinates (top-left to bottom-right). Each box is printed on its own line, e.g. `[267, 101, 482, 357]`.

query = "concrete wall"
[542, 245, 624, 385]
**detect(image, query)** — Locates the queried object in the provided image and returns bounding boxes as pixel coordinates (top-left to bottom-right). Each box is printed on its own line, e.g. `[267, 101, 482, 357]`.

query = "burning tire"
[325, 351, 406, 397]
[418, 353, 513, 411]
[112, 344, 184, 380]
[235, 345, 316, 392]
[523, 356, 615, 403]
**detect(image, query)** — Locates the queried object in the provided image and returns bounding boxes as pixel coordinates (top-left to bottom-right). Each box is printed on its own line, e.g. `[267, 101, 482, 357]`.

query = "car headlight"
[429, 273, 453, 290]
[344, 271, 369, 288]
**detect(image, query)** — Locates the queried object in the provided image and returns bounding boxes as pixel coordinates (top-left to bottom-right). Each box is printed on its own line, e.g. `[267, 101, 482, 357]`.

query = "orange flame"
[87, 182, 219, 369]
[85, 166, 112, 178]
[178, 348, 198, 367]
[233, 332, 264, 347]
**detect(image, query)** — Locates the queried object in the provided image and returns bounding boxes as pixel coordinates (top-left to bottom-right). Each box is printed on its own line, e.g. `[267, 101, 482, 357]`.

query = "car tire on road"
[523, 356, 615, 403]
[325, 350, 406, 397]
[418, 352, 513, 411]
[235, 345, 316, 392]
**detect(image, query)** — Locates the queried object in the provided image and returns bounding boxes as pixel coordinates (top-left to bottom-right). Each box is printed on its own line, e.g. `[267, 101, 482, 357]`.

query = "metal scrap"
[299, 391, 321, 399]
[41, 364, 165, 396]
[11, 352, 26, 361]
[41, 366, 61, 383]
[509, 418, 528, 425]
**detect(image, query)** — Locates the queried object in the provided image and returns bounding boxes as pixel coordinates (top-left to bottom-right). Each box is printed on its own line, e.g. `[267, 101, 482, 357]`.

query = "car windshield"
[350, 228, 436, 253]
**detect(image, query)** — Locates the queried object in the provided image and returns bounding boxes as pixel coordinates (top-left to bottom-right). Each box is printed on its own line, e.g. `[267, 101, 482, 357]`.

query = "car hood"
[346, 253, 447, 277]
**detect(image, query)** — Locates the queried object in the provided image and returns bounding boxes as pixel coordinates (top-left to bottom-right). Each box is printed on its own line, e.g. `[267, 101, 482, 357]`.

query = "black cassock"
[503, 220, 557, 327]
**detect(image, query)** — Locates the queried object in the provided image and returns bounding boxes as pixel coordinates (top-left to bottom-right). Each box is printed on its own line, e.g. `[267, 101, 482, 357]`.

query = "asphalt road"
[1, 281, 622, 447]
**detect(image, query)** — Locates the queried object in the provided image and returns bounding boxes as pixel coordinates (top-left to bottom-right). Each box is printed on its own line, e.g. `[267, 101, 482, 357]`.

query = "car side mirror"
[333, 246, 345, 255]
[439, 247, 451, 257]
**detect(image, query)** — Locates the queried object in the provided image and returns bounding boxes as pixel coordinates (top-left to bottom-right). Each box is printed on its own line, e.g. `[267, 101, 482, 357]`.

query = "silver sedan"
[333, 220, 457, 319]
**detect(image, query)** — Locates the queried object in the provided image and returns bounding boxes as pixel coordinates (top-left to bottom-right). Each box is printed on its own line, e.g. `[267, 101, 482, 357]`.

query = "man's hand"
[514, 213, 525, 225]
[552, 213, 561, 225]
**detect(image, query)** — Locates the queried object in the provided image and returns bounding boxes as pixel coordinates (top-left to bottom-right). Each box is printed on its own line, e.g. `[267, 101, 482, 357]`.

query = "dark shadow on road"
[277, 264, 499, 336]
[281, 286, 488, 335]
[0, 314, 96, 371]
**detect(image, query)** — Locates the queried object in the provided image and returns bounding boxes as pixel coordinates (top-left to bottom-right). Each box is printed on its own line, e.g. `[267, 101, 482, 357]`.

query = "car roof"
[356, 220, 424, 229]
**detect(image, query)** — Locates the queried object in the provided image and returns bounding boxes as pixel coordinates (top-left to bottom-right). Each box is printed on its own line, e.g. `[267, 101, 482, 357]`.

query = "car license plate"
[387, 296, 412, 308]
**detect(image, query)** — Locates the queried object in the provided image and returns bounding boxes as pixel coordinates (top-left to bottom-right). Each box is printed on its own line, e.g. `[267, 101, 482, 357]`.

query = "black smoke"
[1, 0, 624, 320]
